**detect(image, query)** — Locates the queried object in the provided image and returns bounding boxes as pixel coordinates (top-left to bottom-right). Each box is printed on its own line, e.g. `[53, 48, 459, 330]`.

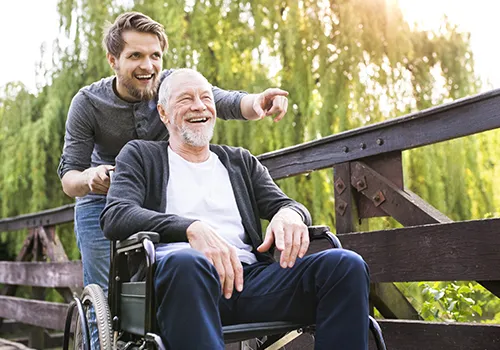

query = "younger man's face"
[108, 30, 163, 102]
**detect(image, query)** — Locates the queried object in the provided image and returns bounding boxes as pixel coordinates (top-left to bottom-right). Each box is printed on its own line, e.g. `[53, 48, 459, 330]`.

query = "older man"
[101, 69, 370, 350]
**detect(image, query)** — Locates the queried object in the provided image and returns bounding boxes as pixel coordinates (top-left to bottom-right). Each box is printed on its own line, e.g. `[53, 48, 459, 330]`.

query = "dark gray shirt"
[57, 69, 247, 180]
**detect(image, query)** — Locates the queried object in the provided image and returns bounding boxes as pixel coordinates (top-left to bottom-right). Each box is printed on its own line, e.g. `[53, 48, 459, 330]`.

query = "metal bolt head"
[360, 143, 366, 150]
[115, 276, 121, 282]
[342, 146, 349, 153]
[373, 195, 380, 202]
[376, 138, 384, 145]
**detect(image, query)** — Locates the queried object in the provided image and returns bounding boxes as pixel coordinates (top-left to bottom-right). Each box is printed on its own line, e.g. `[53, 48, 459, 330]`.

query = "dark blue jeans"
[154, 248, 370, 350]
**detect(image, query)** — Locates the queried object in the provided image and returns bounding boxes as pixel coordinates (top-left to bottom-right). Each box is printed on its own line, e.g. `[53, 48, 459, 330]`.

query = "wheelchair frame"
[63, 226, 387, 350]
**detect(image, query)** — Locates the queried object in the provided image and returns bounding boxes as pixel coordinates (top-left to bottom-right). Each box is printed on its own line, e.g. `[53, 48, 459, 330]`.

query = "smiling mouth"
[135, 73, 154, 81]
[187, 117, 209, 123]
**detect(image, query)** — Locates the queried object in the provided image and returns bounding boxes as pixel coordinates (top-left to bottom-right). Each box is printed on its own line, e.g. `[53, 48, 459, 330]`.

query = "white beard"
[180, 124, 214, 147]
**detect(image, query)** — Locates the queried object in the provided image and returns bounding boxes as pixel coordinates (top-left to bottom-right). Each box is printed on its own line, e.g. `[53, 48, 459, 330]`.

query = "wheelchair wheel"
[73, 284, 113, 350]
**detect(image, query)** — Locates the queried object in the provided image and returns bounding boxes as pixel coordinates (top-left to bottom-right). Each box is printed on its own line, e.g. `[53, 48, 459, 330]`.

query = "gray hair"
[158, 68, 212, 108]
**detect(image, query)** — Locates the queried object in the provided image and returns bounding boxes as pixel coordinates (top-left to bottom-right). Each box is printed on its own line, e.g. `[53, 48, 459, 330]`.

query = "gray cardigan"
[100, 140, 312, 263]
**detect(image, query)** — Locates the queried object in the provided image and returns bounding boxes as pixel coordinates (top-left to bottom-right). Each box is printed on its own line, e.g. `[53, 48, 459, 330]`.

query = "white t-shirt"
[155, 147, 258, 264]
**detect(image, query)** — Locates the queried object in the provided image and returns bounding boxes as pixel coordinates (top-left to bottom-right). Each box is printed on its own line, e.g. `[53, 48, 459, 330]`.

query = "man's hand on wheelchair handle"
[257, 208, 309, 268]
[186, 221, 244, 299]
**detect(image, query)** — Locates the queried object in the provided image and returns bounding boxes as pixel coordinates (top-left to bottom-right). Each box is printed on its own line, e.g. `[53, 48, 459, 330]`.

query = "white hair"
[158, 68, 211, 108]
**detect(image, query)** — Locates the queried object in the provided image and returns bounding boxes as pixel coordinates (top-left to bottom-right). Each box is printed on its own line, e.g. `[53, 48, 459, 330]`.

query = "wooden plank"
[333, 162, 420, 320]
[0, 261, 83, 288]
[351, 161, 452, 226]
[0, 231, 36, 329]
[259, 89, 500, 179]
[369, 320, 500, 350]
[0, 204, 74, 232]
[29, 231, 45, 349]
[338, 218, 500, 282]
[0, 296, 67, 331]
[0, 338, 35, 350]
[357, 152, 404, 219]
[333, 163, 361, 234]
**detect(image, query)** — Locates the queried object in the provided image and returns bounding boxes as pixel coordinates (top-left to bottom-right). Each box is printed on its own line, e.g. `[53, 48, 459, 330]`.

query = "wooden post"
[28, 228, 45, 349]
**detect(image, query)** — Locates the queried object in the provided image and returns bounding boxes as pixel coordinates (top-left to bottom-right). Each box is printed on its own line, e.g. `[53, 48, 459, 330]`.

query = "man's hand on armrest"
[257, 208, 309, 269]
[186, 221, 244, 300]
[61, 165, 115, 197]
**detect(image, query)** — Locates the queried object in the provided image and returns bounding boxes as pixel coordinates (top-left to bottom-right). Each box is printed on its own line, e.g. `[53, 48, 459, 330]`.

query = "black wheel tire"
[73, 284, 113, 350]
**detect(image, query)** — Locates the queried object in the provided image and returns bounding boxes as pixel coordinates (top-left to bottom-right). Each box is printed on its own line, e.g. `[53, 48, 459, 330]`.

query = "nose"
[191, 96, 207, 111]
[140, 57, 153, 71]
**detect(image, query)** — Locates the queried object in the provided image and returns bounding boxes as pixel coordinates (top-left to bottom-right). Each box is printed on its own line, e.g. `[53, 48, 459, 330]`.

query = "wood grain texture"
[259, 89, 500, 179]
[0, 261, 82, 288]
[338, 218, 500, 282]
[0, 296, 67, 330]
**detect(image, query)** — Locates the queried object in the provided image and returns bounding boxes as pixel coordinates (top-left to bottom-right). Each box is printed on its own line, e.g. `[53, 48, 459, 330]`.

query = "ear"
[107, 52, 117, 70]
[157, 104, 170, 125]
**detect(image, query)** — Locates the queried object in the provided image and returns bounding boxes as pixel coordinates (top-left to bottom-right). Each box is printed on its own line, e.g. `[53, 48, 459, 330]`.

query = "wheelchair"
[63, 226, 387, 350]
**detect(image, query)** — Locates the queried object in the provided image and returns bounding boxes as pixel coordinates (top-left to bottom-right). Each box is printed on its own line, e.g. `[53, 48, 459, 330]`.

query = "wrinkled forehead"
[170, 72, 212, 94]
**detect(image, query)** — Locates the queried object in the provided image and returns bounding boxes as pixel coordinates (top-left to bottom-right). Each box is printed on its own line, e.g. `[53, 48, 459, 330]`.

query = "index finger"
[263, 88, 289, 98]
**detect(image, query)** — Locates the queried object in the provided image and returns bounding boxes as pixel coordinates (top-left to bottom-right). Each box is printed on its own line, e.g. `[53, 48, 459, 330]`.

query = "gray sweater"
[100, 140, 312, 263]
[57, 70, 247, 180]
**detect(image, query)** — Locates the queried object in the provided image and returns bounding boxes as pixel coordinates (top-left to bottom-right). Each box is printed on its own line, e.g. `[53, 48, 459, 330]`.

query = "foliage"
[0, 0, 498, 322]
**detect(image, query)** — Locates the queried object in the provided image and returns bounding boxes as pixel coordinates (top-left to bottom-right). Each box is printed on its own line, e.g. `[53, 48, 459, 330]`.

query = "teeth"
[136, 74, 153, 79]
[189, 118, 208, 122]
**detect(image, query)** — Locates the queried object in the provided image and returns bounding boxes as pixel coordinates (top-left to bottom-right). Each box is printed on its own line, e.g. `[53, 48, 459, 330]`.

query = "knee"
[155, 249, 219, 285]
[319, 249, 369, 281]
[158, 249, 211, 273]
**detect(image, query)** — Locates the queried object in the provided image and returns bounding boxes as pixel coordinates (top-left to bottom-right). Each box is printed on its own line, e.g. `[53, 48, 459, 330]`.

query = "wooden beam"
[0, 296, 67, 331]
[259, 89, 500, 179]
[338, 218, 500, 282]
[351, 161, 452, 226]
[0, 338, 35, 350]
[0, 262, 82, 288]
[334, 159, 420, 320]
[333, 163, 362, 234]
[0, 205, 74, 232]
[369, 320, 500, 350]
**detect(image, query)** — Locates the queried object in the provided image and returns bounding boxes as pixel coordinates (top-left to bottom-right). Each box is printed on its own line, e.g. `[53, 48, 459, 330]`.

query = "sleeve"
[212, 86, 248, 121]
[245, 150, 312, 225]
[99, 141, 196, 242]
[57, 92, 95, 179]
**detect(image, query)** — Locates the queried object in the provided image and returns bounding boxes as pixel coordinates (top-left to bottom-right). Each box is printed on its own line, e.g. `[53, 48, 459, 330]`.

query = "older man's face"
[164, 73, 216, 147]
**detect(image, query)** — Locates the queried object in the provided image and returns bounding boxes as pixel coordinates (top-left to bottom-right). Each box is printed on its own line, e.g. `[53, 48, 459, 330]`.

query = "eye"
[202, 95, 212, 101]
[152, 52, 162, 59]
[130, 52, 140, 59]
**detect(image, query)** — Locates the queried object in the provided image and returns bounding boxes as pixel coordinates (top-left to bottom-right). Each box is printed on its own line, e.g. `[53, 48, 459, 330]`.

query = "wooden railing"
[1, 89, 500, 349]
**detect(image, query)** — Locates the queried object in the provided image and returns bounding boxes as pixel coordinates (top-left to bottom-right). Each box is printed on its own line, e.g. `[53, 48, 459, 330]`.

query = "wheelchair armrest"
[308, 225, 342, 249]
[116, 231, 160, 250]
